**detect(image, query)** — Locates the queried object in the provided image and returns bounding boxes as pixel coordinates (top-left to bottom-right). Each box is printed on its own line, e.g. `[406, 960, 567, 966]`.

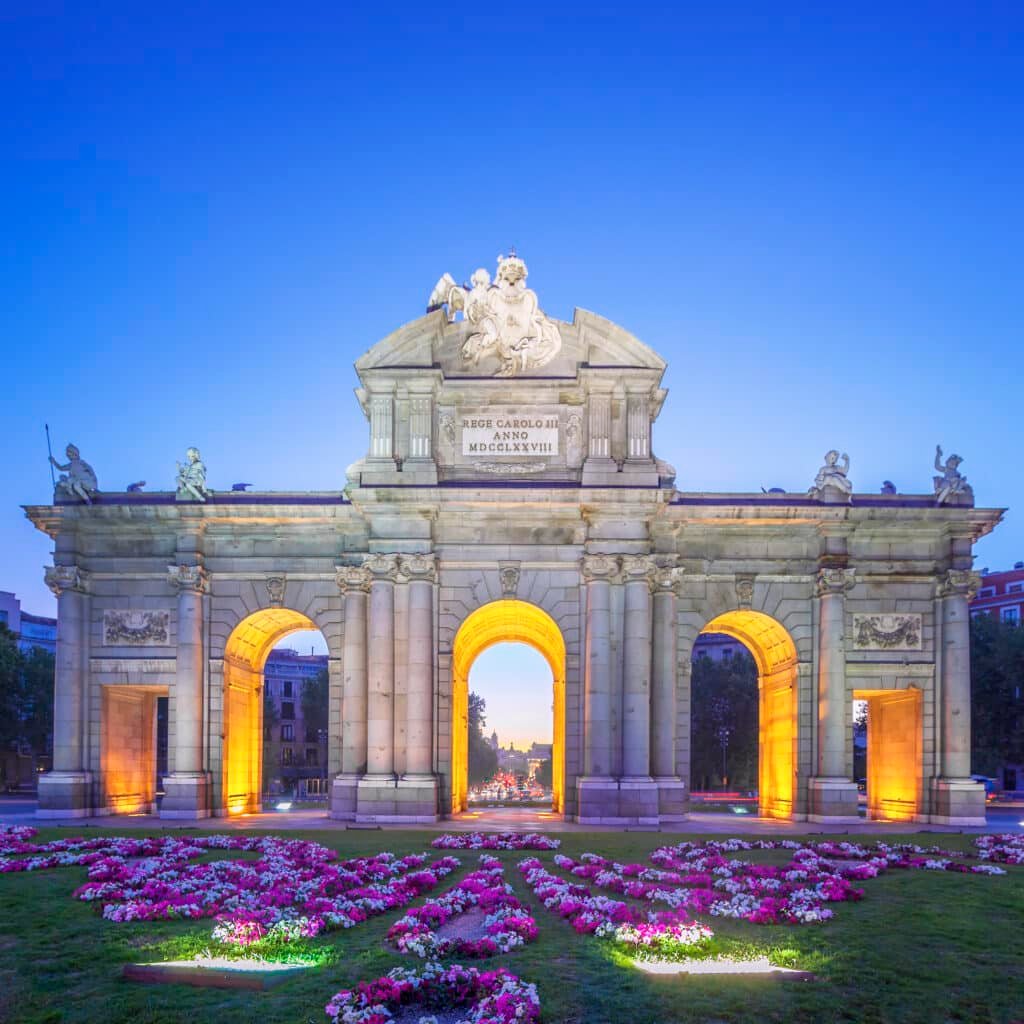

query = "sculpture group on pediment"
[428, 253, 562, 377]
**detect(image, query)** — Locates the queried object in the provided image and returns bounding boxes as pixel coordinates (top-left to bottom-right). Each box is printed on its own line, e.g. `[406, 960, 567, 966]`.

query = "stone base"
[354, 773, 439, 823]
[929, 778, 986, 826]
[329, 774, 360, 820]
[159, 773, 212, 820]
[576, 776, 660, 825]
[656, 778, 688, 821]
[36, 771, 93, 818]
[807, 776, 860, 823]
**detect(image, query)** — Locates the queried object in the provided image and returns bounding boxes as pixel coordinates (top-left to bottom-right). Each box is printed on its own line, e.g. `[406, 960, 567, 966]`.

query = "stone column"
[808, 567, 858, 822]
[651, 566, 687, 819]
[620, 556, 653, 778]
[577, 555, 619, 821]
[37, 566, 91, 817]
[364, 554, 398, 778]
[161, 564, 211, 819]
[932, 569, 985, 824]
[398, 554, 439, 821]
[331, 565, 370, 819]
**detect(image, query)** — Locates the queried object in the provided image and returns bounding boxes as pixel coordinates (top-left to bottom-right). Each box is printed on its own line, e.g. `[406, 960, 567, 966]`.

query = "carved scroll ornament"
[851, 614, 923, 651]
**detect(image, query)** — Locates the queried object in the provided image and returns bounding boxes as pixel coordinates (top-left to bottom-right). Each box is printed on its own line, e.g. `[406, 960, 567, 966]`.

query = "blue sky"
[3, 5, 1021, 741]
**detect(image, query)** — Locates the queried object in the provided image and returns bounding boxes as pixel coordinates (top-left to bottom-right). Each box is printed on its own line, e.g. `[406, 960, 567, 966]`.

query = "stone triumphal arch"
[27, 254, 1003, 825]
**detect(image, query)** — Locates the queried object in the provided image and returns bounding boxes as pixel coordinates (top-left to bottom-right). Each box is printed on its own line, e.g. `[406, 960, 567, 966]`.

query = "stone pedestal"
[807, 777, 860, 822]
[575, 777, 620, 823]
[930, 778, 986, 826]
[618, 778, 660, 824]
[36, 771, 92, 818]
[329, 773, 360, 820]
[161, 773, 212, 819]
[656, 777, 688, 821]
[353, 774, 437, 823]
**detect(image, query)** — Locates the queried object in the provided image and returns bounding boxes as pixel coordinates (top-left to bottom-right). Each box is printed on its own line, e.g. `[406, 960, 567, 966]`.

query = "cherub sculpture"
[809, 450, 853, 499]
[50, 443, 98, 504]
[934, 445, 971, 505]
[176, 447, 211, 502]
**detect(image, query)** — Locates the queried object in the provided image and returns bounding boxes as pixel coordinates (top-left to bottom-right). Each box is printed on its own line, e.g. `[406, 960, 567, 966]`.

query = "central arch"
[221, 608, 321, 815]
[451, 599, 566, 815]
[698, 610, 798, 819]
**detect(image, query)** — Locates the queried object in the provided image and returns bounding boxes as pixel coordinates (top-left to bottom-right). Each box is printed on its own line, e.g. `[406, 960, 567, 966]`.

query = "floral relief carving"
[851, 614, 923, 651]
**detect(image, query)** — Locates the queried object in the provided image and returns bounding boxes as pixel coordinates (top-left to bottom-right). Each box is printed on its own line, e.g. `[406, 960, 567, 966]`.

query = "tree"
[971, 614, 1024, 777]
[301, 668, 329, 736]
[467, 691, 498, 786]
[534, 758, 552, 789]
[0, 626, 20, 750]
[18, 646, 55, 756]
[690, 650, 759, 791]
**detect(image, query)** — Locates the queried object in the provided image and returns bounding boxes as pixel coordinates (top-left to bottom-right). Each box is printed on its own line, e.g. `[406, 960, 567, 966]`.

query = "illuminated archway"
[698, 611, 798, 819]
[855, 687, 922, 822]
[452, 600, 566, 815]
[221, 608, 320, 815]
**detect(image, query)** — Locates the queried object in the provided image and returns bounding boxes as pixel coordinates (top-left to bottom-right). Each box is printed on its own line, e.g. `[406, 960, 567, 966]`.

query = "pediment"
[575, 309, 666, 372]
[354, 312, 445, 371]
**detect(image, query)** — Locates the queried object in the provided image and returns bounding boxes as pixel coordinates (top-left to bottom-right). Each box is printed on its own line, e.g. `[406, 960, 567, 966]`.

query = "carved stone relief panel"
[102, 610, 170, 646]
[851, 613, 923, 651]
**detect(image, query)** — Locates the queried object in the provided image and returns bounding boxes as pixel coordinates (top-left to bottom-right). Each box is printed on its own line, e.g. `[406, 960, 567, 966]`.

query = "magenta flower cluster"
[324, 960, 540, 1024]
[431, 832, 560, 850]
[387, 853, 538, 959]
[0, 827, 457, 947]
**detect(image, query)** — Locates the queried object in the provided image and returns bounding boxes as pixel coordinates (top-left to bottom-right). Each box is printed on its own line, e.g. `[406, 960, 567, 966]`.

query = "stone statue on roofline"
[50, 442, 98, 504]
[176, 446, 212, 502]
[809, 450, 853, 502]
[934, 445, 973, 506]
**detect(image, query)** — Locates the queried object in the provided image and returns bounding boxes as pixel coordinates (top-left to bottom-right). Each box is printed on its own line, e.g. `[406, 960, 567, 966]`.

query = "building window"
[282, 702, 295, 720]
[283, 680, 293, 698]
[1002, 606, 1021, 624]
[281, 747, 294, 766]
[1008, 583, 1024, 594]
[281, 723, 294, 741]
[978, 587, 996, 598]
[306, 748, 318, 766]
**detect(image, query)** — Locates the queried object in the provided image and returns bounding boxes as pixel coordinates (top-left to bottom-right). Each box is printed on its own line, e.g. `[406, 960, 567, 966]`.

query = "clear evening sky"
[3, 6, 1021, 741]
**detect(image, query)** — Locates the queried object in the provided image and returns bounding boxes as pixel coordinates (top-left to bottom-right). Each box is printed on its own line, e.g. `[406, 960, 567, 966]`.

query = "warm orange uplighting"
[700, 611, 798, 820]
[222, 608, 319, 816]
[856, 688, 922, 821]
[451, 600, 566, 815]
[101, 685, 165, 815]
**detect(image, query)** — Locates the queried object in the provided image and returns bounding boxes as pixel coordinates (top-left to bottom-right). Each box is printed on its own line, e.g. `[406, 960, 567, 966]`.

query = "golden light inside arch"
[700, 610, 797, 820]
[221, 608, 319, 815]
[451, 599, 566, 815]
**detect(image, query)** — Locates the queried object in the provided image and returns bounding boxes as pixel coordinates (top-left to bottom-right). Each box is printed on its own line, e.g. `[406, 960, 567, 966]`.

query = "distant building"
[0, 591, 57, 654]
[692, 632, 747, 662]
[971, 562, 1024, 625]
[262, 648, 329, 799]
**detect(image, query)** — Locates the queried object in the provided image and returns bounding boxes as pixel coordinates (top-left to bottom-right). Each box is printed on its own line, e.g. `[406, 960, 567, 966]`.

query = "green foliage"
[971, 613, 1024, 776]
[534, 757, 552, 788]
[0, 625, 54, 755]
[690, 649, 759, 791]
[467, 691, 498, 785]
[301, 667, 329, 736]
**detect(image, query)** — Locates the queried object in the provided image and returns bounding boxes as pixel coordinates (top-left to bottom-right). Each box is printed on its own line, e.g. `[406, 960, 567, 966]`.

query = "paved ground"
[3, 796, 1022, 835]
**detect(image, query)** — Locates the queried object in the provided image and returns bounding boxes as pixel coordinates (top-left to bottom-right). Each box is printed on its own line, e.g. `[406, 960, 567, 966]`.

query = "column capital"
[362, 553, 401, 582]
[335, 564, 372, 594]
[652, 565, 684, 593]
[44, 564, 88, 596]
[816, 566, 856, 597]
[620, 554, 656, 584]
[581, 553, 619, 582]
[167, 564, 209, 594]
[399, 553, 438, 583]
[937, 569, 982, 600]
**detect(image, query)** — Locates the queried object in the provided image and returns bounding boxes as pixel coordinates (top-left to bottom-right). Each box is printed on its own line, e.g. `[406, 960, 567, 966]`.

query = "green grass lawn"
[1, 828, 1022, 1024]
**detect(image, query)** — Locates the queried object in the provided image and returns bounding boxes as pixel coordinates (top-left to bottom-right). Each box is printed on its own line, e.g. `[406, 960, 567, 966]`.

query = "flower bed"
[431, 833, 559, 851]
[325, 961, 540, 1024]
[0, 827, 457, 948]
[388, 854, 538, 959]
[518, 857, 712, 959]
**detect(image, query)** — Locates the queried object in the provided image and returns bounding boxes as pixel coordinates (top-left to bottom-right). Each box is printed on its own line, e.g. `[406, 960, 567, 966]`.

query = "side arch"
[699, 610, 799, 819]
[451, 599, 566, 814]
